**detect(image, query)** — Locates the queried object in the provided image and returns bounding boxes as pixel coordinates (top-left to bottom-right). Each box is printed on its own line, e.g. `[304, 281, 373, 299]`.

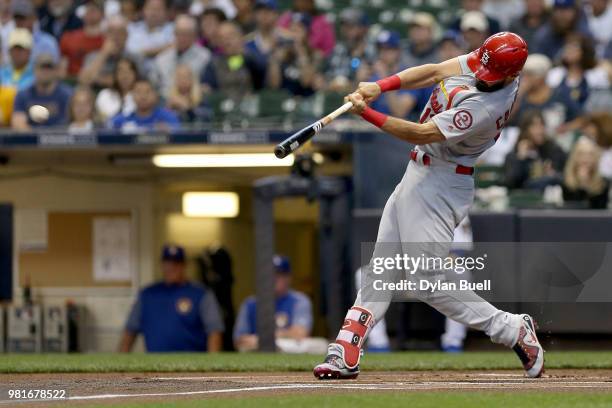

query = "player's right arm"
[347, 92, 492, 146]
[355, 58, 462, 104]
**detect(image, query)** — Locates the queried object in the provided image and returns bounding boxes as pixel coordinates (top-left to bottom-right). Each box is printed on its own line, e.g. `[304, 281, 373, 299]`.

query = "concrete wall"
[0, 173, 155, 351]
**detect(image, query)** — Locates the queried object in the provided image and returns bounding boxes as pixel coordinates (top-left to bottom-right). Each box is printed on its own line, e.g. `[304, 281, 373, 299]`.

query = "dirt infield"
[1, 369, 612, 407]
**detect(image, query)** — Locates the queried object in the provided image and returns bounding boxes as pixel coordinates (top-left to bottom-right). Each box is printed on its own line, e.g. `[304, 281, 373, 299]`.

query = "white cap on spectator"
[8, 28, 32, 49]
[523, 54, 552, 76]
[411, 12, 435, 29]
[460, 11, 489, 33]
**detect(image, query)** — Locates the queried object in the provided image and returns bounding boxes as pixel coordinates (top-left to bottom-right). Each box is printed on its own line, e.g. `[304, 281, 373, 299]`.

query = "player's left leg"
[393, 164, 544, 377]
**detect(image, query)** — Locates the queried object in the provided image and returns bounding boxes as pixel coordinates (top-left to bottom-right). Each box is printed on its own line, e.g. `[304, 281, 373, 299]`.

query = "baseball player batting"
[314, 32, 545, 379]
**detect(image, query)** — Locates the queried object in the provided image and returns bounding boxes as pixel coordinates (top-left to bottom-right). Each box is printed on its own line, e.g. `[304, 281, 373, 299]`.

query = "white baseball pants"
[354, 159, 521, 347]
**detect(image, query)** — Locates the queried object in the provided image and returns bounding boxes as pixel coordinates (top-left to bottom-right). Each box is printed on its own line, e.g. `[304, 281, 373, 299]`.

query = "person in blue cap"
[245, 0, 279, 64]
[233, 255, 313, 351]
[368, 31, 420, 120]
[532, 0, 593, 60]
[119, 245, 224, 352]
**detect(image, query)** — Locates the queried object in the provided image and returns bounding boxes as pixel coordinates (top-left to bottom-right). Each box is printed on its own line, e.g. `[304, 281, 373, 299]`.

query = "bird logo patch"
[176, 297, 193, 314]
[481, 50, 490, 66]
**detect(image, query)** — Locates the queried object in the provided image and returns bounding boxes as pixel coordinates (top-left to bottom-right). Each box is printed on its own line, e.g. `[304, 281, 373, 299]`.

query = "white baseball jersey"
[417, 54, 519, 167]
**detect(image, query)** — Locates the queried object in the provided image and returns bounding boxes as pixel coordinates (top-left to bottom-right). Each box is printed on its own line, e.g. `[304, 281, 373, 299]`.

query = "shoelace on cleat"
[324, 355, 343, 368]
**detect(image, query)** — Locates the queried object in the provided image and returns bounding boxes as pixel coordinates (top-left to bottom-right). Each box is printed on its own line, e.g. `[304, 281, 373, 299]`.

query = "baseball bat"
[274, 101, 354, 159]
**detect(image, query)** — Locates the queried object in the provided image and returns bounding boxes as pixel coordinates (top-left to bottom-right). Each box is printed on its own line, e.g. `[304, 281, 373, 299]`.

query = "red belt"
[410, 150, 474, 176]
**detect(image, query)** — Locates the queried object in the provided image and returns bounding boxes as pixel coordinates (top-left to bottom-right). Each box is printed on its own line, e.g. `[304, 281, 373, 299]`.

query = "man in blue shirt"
[111, 78, 181, 132]
[511, 54, 583, 132]
[234, 255, 313, 351]
[369, 31, 422, 120]
[119, 245, 224, 352]
[532, 0, 593, 60]
[11, 53, 72, 129]
[244, 0, 279, 65]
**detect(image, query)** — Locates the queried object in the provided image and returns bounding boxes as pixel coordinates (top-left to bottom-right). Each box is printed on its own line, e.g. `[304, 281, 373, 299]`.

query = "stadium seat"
[312, 92, 345, 118]
[508, 190, 546, 209]
[206, 93, 236, 123]
[474, 166, 505, 188]
[256, 89, 295, 119]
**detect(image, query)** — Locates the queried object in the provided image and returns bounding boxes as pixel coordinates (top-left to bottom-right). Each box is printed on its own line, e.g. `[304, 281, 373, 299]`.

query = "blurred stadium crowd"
[0, 0, 609, 206]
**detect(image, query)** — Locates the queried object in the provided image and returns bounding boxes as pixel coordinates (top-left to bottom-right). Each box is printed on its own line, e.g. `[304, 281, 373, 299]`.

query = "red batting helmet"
[467, 32, 528, 84]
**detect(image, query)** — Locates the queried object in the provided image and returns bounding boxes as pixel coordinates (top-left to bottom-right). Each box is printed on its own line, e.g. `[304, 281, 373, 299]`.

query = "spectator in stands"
[79, 15, 130, 88]
[325, 7, 374, 93]
[508, 0, 549, 48]
[406, 31, 468, 120]
[9, 0, 60, 63]
[234, 255, 312, 352]
[586, 53, 612, 112]
[562, 137, 609, 208]
[0, 0, 14, 56]
[267, 12, 320, 97]
[168, 0, 191, 16]
[80, 15, 142, 89]
[277, 0, 335, 57]
[119, 245, 224, 352]
[200, 21, 265, 99]
[460, 11, 490, 52]
[450, 0, 501, 35]
[126, 0, 174, 64]
[95, 57, 137, 122]
[547, 34, 608, 109]
[368, 30, 418, 119]
[12, 53, 72, 130]
[233, 0, 256, 34]
[189, 0, 236, 19]
[0, 28, 34, 90]
[437, 30, 467, 61]
[60, 0, 105, 79]
[0, 7, 18, 125]
[0, 85, 16, 126]
[513, 54, 582, 134]
[38, 0, 82, 40]
[111, 77, 180, 131]
[585, 0, 611, 58]
[68, 86, 96, 132]
[245, 0, 280, 65]
[482, 0, 524, 30]
[150, 14, 210, 99]
[583, 112, 612, 180]
[532, 0, 592, 61]
[166, 64, 202, 123]
[403, 12, 439, 67]
[504, 110, 567, 190]
[198, 7, 227, 55]
[118, 0, 141, 23]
